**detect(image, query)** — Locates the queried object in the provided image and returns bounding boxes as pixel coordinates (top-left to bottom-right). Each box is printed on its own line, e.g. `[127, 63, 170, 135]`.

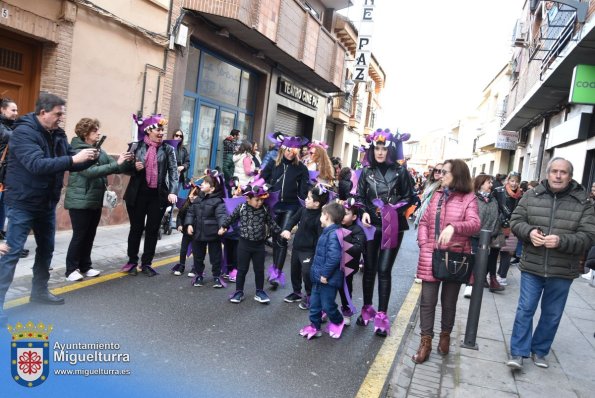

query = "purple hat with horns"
[132, 114, 168, 141]
[267, 131, 309, 149]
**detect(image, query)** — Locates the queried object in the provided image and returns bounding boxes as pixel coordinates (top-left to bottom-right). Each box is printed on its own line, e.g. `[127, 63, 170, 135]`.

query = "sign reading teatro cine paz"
[570, 64, 595, 105]
[277, 78, 319, 110]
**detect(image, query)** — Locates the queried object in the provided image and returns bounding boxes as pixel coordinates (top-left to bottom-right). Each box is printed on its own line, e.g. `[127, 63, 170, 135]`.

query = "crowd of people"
[1, 94, 594, 362]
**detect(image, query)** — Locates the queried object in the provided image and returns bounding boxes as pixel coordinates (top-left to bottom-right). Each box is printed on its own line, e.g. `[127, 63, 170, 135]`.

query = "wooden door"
[0, 29, 41, 113]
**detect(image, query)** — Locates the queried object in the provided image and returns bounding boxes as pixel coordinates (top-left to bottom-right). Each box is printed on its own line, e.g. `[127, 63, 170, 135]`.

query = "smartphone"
[95, 135, 107, 149]
[127, 141, 138, 154]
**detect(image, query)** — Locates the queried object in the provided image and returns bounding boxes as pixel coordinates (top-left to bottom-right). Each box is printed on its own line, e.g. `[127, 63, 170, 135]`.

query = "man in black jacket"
[0, 93, 97, 326]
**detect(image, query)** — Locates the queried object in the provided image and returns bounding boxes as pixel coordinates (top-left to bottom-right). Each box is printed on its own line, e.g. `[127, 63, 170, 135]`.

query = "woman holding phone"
[64, 118, 133, 281]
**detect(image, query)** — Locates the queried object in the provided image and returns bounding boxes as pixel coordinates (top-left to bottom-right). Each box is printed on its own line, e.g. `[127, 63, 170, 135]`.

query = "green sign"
[570, 64, 595, 104]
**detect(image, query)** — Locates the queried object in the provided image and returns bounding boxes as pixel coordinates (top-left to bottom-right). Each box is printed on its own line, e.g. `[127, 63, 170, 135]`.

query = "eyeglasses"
[434, 169, 443, 173]
[440, 169, 450, 176]
[174, 134, 183, 138]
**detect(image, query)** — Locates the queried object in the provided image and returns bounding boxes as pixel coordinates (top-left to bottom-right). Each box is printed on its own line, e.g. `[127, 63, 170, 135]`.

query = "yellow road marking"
[4, 255, 179, 310]
[355, 282, 421, 398]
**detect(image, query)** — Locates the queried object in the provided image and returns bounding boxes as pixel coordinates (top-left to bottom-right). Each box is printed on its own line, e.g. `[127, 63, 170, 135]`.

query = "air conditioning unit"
[365, 80, 375, 93]
[513, 20, 527, 47]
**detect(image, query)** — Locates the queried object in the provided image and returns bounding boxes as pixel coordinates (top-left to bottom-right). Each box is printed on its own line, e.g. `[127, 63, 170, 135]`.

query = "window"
[303, 2, 321, 19]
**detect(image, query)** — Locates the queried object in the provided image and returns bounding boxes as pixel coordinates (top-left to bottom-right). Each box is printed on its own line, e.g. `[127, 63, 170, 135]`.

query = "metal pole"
[461, 229, 491, 350]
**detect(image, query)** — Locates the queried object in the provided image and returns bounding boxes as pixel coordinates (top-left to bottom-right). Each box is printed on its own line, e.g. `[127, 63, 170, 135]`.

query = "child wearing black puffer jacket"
[185, 174, 227, 288]
[280, 185, 329, 309]
[171, 188, 198, 277]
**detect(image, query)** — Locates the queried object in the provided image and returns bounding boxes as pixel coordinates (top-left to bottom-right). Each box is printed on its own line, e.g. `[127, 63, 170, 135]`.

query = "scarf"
[143, 135, 161, 188]
[505, 183, 522, 199]
[477, 191, 490, 203]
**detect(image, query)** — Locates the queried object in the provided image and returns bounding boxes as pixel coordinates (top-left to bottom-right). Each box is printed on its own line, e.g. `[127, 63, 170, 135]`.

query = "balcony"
[331, 96, 351, 124]
[349, 101, 363, 129]
[183, 0, 346, 92]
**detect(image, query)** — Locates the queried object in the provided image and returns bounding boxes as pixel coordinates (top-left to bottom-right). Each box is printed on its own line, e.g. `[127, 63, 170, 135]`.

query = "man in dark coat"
[506, 157, 595, 370]
[222, 129, 240, 184]
[0, 93, 97, 326]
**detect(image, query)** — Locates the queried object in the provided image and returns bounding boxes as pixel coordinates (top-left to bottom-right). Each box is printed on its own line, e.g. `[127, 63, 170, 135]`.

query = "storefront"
[265, 73, 326, 143]
[181, 44, 258, 178]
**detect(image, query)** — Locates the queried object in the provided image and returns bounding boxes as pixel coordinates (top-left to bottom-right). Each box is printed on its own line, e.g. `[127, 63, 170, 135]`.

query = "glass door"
[215, 109, 237, 169]
[192, 104, 217, 178]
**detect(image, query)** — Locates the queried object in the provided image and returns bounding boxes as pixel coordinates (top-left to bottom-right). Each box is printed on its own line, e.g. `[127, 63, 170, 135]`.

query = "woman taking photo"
[122, 114, 178, 276]
[64, 118, 133, 281]
[414, 159, 480, 363]
[260, 132, 310, 288]
[355, 128, 415, 337]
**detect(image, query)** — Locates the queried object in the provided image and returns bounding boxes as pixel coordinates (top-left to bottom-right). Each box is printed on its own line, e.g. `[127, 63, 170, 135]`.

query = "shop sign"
[354, 0, 375, 82]
[569, 64, 595, 104]
[277, 78, 319, 109]
[495, 130, 519, 150]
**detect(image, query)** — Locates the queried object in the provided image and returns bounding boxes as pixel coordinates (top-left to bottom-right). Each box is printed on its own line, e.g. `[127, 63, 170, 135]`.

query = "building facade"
[502, 0, 595, 186]
[0, 0, 175, 229]
[167, 0, 352, 178]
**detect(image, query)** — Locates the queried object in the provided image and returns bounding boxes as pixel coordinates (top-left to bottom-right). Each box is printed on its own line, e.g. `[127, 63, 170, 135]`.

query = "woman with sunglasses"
[355, 128, 415, 337]
[413, 159, 480, 363]
[306, 143, 335, 187]
[172, 129, 189, 191]
[260, 132, 310, 288]
[414, 162, 444, 228]
[122, 114, 178, 276]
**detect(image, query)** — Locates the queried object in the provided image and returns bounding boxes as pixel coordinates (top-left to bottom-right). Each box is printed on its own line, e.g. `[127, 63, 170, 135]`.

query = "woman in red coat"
[413, 159, 480, 364]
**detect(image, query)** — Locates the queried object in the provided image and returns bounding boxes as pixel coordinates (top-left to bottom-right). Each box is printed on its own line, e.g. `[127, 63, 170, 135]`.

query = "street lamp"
[344, 79, 355, 97]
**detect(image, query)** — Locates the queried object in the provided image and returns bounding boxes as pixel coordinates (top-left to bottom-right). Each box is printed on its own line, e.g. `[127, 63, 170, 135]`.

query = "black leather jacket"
[355, 164, 415, 230]
[123, 140, 178, 207]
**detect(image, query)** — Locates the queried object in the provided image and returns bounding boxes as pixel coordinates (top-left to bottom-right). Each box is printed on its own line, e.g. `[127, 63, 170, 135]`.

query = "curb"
[356, 281, 422, 398]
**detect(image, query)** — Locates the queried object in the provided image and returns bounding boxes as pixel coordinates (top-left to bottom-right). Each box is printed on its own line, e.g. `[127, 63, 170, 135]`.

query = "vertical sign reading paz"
[354, 0, 375, 82]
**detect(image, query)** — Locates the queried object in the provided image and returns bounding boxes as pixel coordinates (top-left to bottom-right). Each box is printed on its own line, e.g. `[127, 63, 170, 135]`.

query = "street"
[2, 223, 420, 398]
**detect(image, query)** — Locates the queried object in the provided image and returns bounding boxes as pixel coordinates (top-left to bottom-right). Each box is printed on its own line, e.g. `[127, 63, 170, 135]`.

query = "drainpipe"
[534, 118, 549, 180]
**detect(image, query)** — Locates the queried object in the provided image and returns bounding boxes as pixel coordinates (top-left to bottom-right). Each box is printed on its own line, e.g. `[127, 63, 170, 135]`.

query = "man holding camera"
[0, 93, 97, 326]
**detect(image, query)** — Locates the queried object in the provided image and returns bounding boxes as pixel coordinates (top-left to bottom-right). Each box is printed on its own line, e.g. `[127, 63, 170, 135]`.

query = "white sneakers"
[463, 285, 472, 298]
[67, 269, 100, 282]
[66, 270, 84, 282]
[84, 269, 101, 277]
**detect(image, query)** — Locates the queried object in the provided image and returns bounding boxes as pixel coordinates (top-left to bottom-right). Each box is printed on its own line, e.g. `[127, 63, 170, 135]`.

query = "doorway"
[0, 29, 41, 113]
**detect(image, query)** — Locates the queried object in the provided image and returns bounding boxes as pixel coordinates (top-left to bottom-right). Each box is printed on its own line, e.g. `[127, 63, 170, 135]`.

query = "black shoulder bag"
[431, 194, 474, 283]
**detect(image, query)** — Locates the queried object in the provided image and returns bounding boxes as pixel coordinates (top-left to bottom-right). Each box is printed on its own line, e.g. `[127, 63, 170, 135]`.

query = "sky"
[342, 0, 523, 136]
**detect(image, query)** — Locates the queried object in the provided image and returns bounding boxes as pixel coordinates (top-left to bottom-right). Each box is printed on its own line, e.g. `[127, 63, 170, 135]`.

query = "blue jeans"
[510, 271, 572, 357]
[309, 282, 343, 330]
[0, 192, 5, 232]
[0, 207, 56, 315]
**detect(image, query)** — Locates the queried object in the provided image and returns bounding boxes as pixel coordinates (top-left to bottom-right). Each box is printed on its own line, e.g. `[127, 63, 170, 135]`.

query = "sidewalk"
[387, 266, 595, 398]
[5, 223, 182, 302]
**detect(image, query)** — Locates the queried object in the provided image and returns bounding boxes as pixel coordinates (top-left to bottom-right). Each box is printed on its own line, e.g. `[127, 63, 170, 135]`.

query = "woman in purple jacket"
[413, 159, 480, 364]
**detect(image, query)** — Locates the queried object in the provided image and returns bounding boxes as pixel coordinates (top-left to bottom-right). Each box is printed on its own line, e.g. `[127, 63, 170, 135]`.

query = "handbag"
[103, 185, 118, 209]
[431, 195, 474, 283]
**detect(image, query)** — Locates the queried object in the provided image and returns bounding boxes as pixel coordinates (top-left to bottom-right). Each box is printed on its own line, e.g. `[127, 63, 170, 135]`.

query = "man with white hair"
[506, 157, 595, 369]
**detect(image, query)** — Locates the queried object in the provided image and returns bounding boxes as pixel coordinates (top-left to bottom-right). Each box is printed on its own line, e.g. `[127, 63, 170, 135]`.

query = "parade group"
[2, 94, 594, 370]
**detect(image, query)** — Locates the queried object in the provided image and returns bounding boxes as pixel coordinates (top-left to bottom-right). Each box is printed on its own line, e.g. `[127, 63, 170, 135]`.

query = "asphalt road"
[4, 223, 420, 398]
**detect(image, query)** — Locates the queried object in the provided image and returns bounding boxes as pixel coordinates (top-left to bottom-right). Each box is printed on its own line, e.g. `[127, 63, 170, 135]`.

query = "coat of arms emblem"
[7, 321, 52, 387]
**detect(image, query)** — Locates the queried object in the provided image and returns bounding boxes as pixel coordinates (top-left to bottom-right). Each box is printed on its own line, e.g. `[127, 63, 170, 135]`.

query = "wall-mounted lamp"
[344, 79, 355, 94]
[215, 28, 230, 38]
